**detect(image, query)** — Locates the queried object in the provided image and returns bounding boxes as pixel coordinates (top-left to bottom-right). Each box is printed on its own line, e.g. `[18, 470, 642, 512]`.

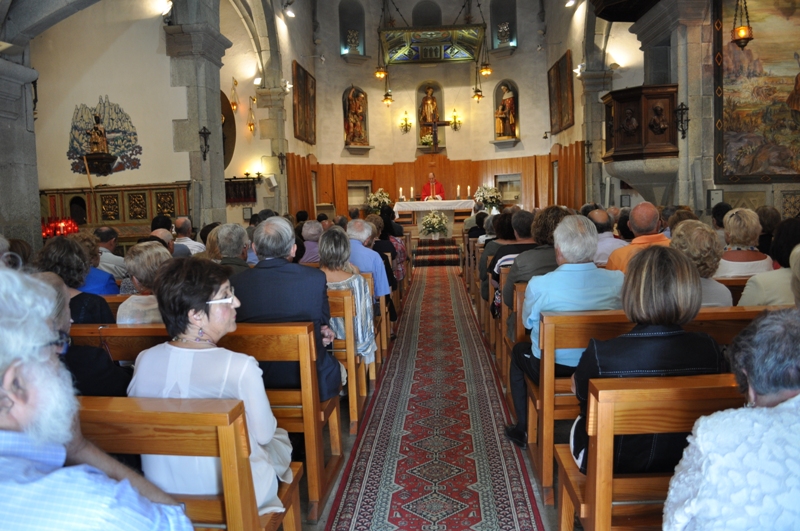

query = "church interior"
[1, 0, 800, 529]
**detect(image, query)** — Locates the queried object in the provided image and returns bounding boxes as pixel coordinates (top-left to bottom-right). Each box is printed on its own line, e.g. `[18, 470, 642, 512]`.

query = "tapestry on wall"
[67, 95, 142, 175]
[292, 60, 317, 145]
[716, 0, 800, 183]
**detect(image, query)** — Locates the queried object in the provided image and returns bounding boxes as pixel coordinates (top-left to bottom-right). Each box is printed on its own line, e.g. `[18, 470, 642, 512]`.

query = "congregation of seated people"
[1, 198, 799, 529]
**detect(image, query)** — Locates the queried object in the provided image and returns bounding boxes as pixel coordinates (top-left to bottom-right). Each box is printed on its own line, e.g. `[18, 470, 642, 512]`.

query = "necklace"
[724, 245, 758, 252]
[171, 336, 217, 347]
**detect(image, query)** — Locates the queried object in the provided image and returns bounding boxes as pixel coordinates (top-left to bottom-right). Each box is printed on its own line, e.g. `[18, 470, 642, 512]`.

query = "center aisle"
[327, 266, 543, 531]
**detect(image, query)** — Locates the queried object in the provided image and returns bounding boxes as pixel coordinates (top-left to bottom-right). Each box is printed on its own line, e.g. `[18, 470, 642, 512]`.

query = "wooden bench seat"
[527, 305, 787, 505]
[554, 374, 743, 531]
[79, 396, 304, 531]
[328, 288, 368, 434]
[71, 322, 342, 523]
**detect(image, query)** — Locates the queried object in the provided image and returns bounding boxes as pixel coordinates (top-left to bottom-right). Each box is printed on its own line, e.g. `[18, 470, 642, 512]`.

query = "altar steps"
[413, 238, 460, 267]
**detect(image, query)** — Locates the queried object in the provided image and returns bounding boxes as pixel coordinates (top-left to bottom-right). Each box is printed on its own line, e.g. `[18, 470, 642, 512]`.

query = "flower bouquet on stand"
[421, 210, 448, 240]
[473, 185, 503, 214]
[366, 188, 392, 214]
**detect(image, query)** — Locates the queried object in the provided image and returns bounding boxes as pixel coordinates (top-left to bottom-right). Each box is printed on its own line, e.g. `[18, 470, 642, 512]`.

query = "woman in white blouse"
[128, 258, 292, 515]
[714, 208, 773, 278]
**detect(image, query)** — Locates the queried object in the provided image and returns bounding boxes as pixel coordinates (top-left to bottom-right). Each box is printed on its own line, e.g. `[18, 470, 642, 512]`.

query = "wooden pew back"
[328, 288, 367, 433]
[715, 276, 749, 305]
[101, 294, 131, 319]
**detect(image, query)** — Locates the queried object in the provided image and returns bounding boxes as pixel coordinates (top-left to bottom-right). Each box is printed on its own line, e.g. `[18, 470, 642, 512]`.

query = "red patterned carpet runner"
[327, 266, 542, 531]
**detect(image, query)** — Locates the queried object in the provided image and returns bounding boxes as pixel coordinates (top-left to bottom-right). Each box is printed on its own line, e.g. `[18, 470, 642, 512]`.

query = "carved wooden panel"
[127, 193, 147, 220]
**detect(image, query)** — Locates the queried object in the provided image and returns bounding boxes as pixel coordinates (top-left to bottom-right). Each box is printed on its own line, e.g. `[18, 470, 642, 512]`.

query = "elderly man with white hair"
[300, 220, 323, 264]
[0, 267, 192, 530]
[504, 215, 625, 448]
[347, 219, 390, 297]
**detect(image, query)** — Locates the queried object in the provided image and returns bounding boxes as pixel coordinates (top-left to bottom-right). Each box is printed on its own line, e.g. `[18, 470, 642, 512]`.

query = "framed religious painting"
[292, 60, 317, 145]
[547, 50, 575, 135]
[713, 0, 800, 184]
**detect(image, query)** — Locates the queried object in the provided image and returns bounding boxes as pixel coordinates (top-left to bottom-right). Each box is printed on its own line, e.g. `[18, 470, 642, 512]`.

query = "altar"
[394, 199, 475, 238]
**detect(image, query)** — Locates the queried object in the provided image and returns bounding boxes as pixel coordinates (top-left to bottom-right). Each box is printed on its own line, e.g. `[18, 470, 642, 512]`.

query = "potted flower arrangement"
[421, 210, 448, 239]
[420, 134, 434, 146]
[473, 185, 503, 213]
[366, 188, 392, 214]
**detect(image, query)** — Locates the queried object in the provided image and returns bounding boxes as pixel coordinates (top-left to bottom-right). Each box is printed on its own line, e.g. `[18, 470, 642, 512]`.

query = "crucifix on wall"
[421, 120, 451, 153]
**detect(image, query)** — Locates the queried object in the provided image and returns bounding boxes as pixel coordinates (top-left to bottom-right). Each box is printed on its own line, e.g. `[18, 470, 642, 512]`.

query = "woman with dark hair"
[570, 246, 726, 474]
[35, 236, 114, 324]
[738, 218, 800, 306]
[616, 213, 636, 241]
[68, 231, 119, 295]
[379, 205, 407, 282]
[319, 226, 377, 364]
[365, 214, 397, 260]
[755, 205, 782, 254]
[479, 212, 516, 302]
[664, 308, 800, 530]
[127, 258, 292, 515]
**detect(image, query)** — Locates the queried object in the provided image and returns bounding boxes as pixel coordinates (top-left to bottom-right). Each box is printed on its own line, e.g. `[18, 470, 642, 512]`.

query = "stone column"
[256, 86, 289, 214]
[630, 0, 713, 210]
[165, 13, 232, 227]
[0, 56, 41, 246]
[581, 70, 613, 204]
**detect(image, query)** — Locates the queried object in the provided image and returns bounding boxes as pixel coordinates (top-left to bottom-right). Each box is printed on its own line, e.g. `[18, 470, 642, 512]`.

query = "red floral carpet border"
[326, 266, 542, 531]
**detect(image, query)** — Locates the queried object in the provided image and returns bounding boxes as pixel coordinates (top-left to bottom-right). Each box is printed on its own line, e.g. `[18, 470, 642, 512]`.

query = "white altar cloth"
[393, 199, 475, 213]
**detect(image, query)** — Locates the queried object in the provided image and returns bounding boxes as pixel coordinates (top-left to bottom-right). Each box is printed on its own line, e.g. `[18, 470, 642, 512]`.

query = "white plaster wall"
[606, 22, 644, 91]
[31, 0, 189, 190]
[301, 0, 552, 165]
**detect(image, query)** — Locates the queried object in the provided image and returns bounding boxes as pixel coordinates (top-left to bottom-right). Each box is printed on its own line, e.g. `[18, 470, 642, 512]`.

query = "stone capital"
[255, 87, 288, 109]
[0, 58, 38, 120]
[631, 0, 709, 49]
[165, 23, 232, 68]
[580, 70, 613, 94]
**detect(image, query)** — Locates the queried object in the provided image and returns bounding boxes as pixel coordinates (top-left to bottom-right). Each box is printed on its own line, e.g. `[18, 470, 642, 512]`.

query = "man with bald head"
[151, 228, 191, 257]
[587, 209, 628, 266]
[174, 217, 206, 255]
[605, 201, 670, 273]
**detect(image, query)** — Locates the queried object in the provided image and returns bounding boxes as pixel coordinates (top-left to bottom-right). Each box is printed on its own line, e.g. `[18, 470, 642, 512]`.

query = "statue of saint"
[621, 108, 639, 136]
[499, 84, 516, 137]
[419, 86, 439, 139]
[648, 104, 669, 135]
[86, 114, 108, 153]
[344, 87, 368, 146]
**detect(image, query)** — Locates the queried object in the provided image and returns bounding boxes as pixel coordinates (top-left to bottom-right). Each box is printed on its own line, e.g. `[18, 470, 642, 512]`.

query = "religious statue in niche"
[346, 30, 360, 54]
[649, 104, 669, 135]
[419, 86, 439, 140]
[68, 95, 142, 175]
[621, 108, 639, 136]
[343, 86, 369, 146]
[495, 83, 517, 138]
[497, 22, 511, 45]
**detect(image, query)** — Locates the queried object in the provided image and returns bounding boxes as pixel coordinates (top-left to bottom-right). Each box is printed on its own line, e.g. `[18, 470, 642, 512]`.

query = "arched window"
[490, 0, 517, 49]
[69, 196, 87, 225]
[493, 80, 519, 139]
[339, 0, 366, 55]
[412, 1, 442, 27]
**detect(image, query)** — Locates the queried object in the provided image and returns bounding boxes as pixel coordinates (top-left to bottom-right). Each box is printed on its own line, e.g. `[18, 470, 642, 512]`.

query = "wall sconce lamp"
[162, 0, 174, 25]
[399, 111, 411, 134]
[451, 109, 462, 131]
[565, 0, 576, 6]
[247, 97, 256, 133]
[277, 153, 287, 174]
[675, 103, 690, 139]
[230, 77, 239, 111]
[731, 0, 753, 49]
[283, 0, 295, 18]
[199, 127, 211, 161]
[281, 79, 293, 93]
[573, 63, 585, 77]
[543, 131, 551, 139]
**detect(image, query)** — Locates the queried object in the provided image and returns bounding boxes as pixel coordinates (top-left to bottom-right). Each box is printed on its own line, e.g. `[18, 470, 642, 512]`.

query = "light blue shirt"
[523, 263, 624, 367]
[0, 430, 193, 531]
[348, 239, 390, 297]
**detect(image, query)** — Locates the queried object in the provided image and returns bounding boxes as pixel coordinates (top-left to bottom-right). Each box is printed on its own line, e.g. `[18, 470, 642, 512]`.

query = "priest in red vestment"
[421, 172, 445, 201]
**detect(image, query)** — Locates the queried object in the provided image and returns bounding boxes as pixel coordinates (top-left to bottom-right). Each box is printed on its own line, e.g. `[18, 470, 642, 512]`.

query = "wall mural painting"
[719, 0, 800, 183]
[343, 86, 369, 146]
[68, 95, 141, 174]
[547, 50, 575, 135]
[292, 60, 317, 145]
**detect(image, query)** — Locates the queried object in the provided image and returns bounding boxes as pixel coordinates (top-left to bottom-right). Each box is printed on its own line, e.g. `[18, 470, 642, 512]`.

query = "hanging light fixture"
[230, 77, 239, 111]
[472, 64, 483, 102]
[375, 28, 388, 79]
[731, 0, 753, 50]
[382, 67, 393, 106]
[479, 35, 492, 76]
[247, 96, 256, 132]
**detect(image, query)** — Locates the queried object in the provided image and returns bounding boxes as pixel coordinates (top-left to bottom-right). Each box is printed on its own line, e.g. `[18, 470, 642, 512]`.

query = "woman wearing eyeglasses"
[127, 258, 293, 515]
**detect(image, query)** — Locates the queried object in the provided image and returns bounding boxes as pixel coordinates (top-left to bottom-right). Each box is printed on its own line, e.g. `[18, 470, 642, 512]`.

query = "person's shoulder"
[596, 267, 625, 283]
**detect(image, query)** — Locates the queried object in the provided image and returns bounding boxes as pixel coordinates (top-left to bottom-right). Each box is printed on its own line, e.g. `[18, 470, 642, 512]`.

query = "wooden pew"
[496, 266, 511, 384]
[300, 261, 320, 268]
[716, 276, 749, 305]
[361, 272, 384, 381]
[101, 294, 130, 319]
[79, 396, 304, 531]
[484, 254, 495, 342]
[70, 323, 342, 523]
[527, 305, 785, 505]
[328, 288, 368, 434]
[554, 374, 743, 531]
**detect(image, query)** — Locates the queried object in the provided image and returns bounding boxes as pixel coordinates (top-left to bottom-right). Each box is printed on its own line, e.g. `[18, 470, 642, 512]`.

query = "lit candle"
[467, 186, 471, 197]
[399, 187, 403, 199]
[411, 186, 414, 198]
[457, 185, 461, 197]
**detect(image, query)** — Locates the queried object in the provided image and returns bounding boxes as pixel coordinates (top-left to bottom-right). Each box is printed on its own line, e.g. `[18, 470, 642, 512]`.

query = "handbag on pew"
[490, 289, 502, 319]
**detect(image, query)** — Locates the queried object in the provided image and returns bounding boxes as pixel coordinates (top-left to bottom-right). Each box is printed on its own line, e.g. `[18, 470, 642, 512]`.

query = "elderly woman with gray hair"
[117, 241, 172, 324]
[663, 308, 800, 530]
[670, 220, 732, 307]
[318, 226, 377, 364]
[299, 220, 323, 264]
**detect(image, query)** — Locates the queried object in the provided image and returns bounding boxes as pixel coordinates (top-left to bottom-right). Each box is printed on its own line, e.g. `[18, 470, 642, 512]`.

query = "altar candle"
[467, 186, 471, 197]
[457, 185, 460, 197]
[411, 186, 414, 198]
[399, 187, 403, 198]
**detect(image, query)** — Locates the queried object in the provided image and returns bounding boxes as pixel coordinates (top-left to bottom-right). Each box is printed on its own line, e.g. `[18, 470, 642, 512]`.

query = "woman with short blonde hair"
[715, 208, 772, 277]
[670, 221, 732, 306]
[117, 242, 171, 324]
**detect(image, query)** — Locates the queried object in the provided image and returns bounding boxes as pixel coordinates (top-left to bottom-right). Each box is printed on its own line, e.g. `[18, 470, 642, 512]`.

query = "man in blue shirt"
[505, 216, 624, 448]
[0, 268, 192, 530]
[347, 219, 390, 297]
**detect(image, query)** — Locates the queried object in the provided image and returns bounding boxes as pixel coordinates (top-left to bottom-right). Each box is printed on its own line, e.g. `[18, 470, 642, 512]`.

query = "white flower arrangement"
[421, 210, 448, 235]
[473, 185, 503, 211]
[420, 134, 433, 146]
[366, 188, 392, 213]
